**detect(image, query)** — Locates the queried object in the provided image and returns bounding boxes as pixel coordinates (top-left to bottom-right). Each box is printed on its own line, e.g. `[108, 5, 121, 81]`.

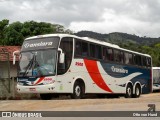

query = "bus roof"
[25, 34, 151, 57]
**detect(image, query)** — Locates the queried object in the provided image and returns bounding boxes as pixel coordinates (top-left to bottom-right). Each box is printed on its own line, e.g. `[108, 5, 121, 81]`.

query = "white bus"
[152, 67, 160, 91]
[13, 34, 152, 100]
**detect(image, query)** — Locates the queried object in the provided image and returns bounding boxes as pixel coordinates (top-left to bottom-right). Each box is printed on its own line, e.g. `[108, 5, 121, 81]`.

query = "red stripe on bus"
[84, 59, 112, 93]
[34, 77, 45, 85]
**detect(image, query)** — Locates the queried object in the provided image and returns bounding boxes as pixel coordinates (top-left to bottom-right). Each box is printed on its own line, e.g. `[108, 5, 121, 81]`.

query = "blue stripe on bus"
[100, 62, 151, 94]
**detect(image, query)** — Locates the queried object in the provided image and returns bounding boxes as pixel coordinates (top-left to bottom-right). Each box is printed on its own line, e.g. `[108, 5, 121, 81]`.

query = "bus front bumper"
[17, 84, 58, 93]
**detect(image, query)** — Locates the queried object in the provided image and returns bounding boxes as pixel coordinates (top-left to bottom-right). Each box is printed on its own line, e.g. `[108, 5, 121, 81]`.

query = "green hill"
[75, 31, 160, 45]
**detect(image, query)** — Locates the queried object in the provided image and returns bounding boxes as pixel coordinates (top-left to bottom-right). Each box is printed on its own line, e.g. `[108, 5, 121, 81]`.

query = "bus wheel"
[71, 82, 84, 99]
[133, 84, 141, 98]
[125, 84, 133, 98]
[40, 94, 52, 100]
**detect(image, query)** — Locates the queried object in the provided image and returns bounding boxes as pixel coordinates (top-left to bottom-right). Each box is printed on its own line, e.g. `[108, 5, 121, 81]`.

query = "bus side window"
[107, 48, 113, 61]
[133, 54, 136, 65]
[120, 51, 124, 64]
[124, 52, 129, 64]
[142, 57, 147, 67]
[128, 53, 133, 64]
[146, 57, 151, 67]
[75, 40, 82, 56]
[95, 45, 102, 59]
[114, 49, 121, 63]
[90, 44, 102, 59]
[134, 54, 142, 66]
[124, 52, 132, 65]
[90, 43, 96, 58]
[102, 47, 107, 61]
[82, 42, 88, 57]
[138, 55, 142, 66]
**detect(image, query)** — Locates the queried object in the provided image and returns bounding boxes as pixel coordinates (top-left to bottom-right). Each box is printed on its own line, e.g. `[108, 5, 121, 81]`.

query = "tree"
[21, 21, 57, 37]
[0, 19, 9, 44]
[3, 21, 24, 45]
[2, 20, 69, 45]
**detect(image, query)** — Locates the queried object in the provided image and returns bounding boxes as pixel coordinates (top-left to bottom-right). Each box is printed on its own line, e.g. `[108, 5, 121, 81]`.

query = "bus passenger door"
[56, 37, 73, 93]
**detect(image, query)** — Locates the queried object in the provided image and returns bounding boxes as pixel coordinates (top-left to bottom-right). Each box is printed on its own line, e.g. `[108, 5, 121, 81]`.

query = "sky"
[0, 0, 160, 37]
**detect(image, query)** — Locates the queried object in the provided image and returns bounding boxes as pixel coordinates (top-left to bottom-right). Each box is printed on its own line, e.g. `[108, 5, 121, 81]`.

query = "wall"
[0, 78, 40, 100]
[0, 61, 18, 78]
[0, 78, 15, 99]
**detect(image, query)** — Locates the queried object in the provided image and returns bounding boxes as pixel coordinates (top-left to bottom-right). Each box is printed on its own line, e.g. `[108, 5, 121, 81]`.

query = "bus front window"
[19, 49, 57, 77]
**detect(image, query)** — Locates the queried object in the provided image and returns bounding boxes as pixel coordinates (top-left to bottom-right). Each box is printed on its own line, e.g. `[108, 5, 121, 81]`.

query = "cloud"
[68, 0, 160, 37]
[0, 0, 106, 24]
[69, 7, 160, 37]
[0, 0, 160, 37]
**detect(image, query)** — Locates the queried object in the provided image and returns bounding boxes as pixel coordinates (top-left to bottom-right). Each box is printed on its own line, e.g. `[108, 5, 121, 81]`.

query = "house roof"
[0, 46, 21, 61]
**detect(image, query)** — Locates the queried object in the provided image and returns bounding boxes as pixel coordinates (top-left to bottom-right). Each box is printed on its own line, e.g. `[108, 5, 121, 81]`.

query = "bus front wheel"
[125, 84, 133, 98]
[71, 82, 84, 99]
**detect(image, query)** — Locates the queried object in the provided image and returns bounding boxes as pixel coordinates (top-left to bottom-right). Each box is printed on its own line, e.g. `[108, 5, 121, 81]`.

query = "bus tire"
[125, 84, 133, 98]
[40, 94, 52, 100]
[71, 82, 84, 99]
[133, 84, 141, 98]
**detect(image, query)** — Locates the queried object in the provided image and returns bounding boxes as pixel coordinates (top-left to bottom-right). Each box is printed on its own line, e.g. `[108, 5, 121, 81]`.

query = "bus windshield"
[18, 49, 57, 77]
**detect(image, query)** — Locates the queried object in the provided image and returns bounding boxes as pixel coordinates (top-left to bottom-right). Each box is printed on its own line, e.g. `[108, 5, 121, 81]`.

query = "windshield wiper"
[22, 54, 35, 77]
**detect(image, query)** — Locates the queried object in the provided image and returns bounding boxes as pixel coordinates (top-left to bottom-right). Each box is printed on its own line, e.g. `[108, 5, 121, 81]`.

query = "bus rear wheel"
[133, 85, 141, 98]
[125, 84, 133, 98]
[71, 82, 84, 99]
[40, 93, 52, 100]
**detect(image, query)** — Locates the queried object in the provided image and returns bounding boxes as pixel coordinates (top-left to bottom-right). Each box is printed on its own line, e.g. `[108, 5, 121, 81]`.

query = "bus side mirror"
[13, 51, 20, 65]
[59, 53, 65, 63]
[58, 48, 65, 63]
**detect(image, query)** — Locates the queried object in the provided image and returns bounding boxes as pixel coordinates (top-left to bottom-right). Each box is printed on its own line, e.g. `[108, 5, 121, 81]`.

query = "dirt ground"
[0, 92, 159, 111]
